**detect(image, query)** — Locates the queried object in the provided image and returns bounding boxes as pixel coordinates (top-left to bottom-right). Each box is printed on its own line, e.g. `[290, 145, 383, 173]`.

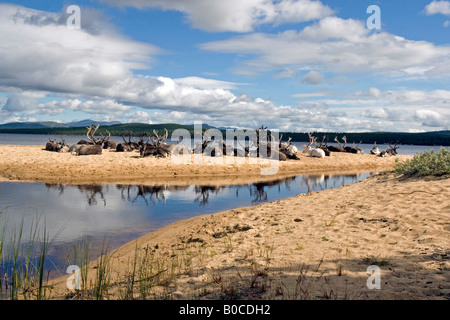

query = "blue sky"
[0, 0, 449, 132]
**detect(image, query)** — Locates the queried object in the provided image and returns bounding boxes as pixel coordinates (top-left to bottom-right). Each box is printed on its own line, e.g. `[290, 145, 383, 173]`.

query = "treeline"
[0, 123, 449, 146]
[280, 131, 450, 146]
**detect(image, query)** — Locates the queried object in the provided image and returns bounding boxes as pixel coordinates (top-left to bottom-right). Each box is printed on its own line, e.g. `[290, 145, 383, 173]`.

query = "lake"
[0, 172, 372, 275]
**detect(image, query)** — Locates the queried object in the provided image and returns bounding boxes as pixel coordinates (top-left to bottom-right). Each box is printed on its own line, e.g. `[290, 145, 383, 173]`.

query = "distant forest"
[0, 123, 449, 146]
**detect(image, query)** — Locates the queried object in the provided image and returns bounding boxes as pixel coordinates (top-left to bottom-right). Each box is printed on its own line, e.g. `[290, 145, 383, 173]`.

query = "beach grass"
[0, 212, 62, 300]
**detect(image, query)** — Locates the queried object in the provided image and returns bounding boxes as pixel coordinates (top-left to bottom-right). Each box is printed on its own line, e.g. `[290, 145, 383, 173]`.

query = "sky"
[0, 0, 449, 132]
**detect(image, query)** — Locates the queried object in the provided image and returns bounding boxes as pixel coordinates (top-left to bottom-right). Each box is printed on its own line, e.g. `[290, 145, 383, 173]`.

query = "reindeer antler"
[334, 136, 342, 147]
[306, 133, 314, 148]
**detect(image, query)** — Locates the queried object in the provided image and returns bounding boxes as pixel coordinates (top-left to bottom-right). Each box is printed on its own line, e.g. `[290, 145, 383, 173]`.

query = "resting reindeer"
[237, 139, 254, 157]
[252, 125, 288, 161]
[328, 136, 346, 153]
[316, 135, 331, 157]
[140, 129, 171, 158]
[342, 136, 363, 154]
[101, 130, 116, 150]
[45, 137, 68, 153]
[193, 131, 223, 157]
[75, 124, 105, 156]
[379, 143, 399, 157]
[302, 133, 326, 158]
[370, 141, 381, 155]
[278, 134, 300, 160]
[116, 131, 139, 152]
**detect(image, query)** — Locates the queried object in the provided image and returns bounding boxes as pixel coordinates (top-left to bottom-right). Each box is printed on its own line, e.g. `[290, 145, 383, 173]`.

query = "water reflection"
[41, 172, 370, 208]
[1, 172, 372, 272]
[45, 184, 107, 206]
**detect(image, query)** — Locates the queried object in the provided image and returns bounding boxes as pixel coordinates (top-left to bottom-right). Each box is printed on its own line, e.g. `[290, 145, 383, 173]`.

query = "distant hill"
[66, 120, 121, 128]
[0, 119, 121, 129]
[0, 121, 66, 128]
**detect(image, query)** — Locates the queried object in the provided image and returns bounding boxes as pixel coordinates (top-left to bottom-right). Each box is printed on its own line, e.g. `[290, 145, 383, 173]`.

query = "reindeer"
[194, 131, 223, 157]
[316, 135, 331, 156]
[328, 136, 347, 153]
[101, 130, 116, 150]
[76, 124, 104, 156]
[251, 125, 285, 161]
[193, 131, 212, 154]
[302, 133, 326, 158]
[342, 136, 363, 154]
[278, 134, 300, 160]
[279, 134, 298, 153]
[140, 129, 171, 158]
[370, 141, 381, 156]
[379, 143, 399, 157]
[168, 135, 190, 156]
[237, 139, 254, 157]
[116, 131, 137, 152]
[45, 137, 68, 152]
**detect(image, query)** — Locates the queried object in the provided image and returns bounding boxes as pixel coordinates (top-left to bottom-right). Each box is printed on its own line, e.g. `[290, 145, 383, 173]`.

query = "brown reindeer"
[76, 124, 104, 156]
[342, 136, 363, 154]
[45, 137, 69, 152]
[380, 142, 399, 157]
[101, 130, 116, 149]
[140, 129, 171, 158]
[328, 136, 346, 153]
[116, 131, 137, 152]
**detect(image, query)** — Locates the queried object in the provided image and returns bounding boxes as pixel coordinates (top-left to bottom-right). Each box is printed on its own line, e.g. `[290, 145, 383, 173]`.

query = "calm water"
[0, 172, 372, 274]
[0, 133, 447, 155]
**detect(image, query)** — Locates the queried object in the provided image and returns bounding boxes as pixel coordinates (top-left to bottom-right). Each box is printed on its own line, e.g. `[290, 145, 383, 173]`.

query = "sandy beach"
[0, 145, 448, 300]
[0, 145, 412, 185]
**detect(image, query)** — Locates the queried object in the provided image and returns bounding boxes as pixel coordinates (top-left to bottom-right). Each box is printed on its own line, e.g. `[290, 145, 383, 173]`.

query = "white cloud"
[0, 4, 160, 98]
[291, 88, 450, 131]
[100, 0, 333, 32]
[425, 1, 450, 15]
[415, 109, 448, 127]
[201, 17, 450, 77]
[173, 77, 240, 90]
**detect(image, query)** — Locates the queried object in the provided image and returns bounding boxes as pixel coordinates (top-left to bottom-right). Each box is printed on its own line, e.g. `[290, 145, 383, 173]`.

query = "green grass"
[394, 147, 450, 177]
[0, 213, 62, 300]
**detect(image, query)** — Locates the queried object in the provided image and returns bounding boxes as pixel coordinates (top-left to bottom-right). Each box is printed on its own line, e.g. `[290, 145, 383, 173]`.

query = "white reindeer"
[302, 133, 325, 158]
[280, 135, 298, 153]
[370, 141, 381, 156]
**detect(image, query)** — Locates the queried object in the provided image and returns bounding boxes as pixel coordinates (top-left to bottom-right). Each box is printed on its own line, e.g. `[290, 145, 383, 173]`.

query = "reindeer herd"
[44, 124, 399, 160]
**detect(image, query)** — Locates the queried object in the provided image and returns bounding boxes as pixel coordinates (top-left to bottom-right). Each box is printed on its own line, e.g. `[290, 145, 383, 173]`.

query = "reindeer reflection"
[45, 183, 106, 206]
[116, 185, 166, 206]
[194, 186, 223, 206]
[248, 176, 297, 203]
[45, 183, 65, 195]
[77, 185, 106, 206]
